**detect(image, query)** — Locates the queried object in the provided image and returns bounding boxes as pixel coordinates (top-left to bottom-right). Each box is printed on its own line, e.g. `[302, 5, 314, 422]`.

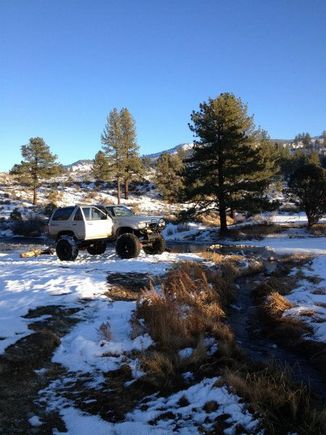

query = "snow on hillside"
[145, 142, 194, 161]
[65, 160, 94, 173]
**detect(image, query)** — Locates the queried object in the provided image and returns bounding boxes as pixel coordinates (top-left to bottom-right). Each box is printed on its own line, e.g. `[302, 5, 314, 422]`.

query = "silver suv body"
[48, 205, 166, 261]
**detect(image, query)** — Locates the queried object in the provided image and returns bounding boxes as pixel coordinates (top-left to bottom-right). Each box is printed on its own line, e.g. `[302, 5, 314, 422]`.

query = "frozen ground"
[283, 256, 326, 343]
[226, 232, 326, 344]
[0, 246, 261, 433]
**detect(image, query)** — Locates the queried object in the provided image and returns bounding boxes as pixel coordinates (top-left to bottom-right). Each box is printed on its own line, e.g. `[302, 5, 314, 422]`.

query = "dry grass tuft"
[196, 211, 234, 227]
[265, 292, 294, 317]
[106, 285, 140, 301]
[223, 365, 326, 434]
[139, 351, 177, 388]
[226, 223, 285, 240]
[136, 262, 236, 353]
[98, 321, 112, 341]
[254, 275, 299, 298]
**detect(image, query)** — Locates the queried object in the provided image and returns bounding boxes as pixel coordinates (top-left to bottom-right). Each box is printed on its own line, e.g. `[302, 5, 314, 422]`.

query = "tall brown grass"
[265, 292, 294, 317]
[136, 263, 235, 352]
[224, 365, 326, 434]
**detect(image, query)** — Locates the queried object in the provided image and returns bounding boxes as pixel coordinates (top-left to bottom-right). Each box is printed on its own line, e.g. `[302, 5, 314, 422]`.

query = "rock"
[203, 400, 219, 412]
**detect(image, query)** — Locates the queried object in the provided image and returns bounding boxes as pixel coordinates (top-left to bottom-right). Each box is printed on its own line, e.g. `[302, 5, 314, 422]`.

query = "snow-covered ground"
[0, 246, 262, 433]
[0, 248, 198, 353]
[283, 256, 326, 343]
[227, 236, 326, 255]
[49, 376, 260, 435]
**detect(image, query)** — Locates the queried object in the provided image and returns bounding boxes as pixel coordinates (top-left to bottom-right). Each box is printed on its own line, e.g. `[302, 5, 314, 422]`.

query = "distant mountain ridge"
[64, 143, 194, 172]
[66, 137, 323, 172]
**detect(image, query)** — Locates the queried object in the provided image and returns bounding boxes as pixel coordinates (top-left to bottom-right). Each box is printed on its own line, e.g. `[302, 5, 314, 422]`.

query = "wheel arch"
[115, 227, 135, 237]
[57, 230, 76, 240]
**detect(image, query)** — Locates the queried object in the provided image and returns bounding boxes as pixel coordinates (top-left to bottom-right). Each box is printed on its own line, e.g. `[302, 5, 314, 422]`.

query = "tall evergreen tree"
[120, 108, 143, 199]
[92, 150, 110, 181]
[101, 108, 124, 204]
[184, 93, 277, 233]
[101, 108, 142, 202]
[155, 153, 184, 202]
[10, 137, 62, 205]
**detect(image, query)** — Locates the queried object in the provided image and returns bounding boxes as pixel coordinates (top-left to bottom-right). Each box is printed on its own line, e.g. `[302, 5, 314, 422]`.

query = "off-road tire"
[116, 233, 141, 259]
[143, 235, 165, 255]
[87, 241, 107, 255]
[56, 236, 79, 261]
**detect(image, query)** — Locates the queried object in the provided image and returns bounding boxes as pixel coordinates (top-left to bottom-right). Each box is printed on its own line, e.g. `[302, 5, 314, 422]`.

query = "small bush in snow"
[98, 322, 112, 341]
[12, 218, 45, 237]
[10, 208, 23, 221]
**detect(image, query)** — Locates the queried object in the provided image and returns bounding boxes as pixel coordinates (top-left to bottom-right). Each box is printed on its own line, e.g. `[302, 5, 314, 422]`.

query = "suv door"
[71, 207, 86, 239]
[82, 206, 113, 240]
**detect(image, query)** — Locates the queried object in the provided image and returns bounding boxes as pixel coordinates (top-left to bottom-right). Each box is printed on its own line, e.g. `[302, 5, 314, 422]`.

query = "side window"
[82, 207, 91, 221]
[52, 207, 74, 221]
[73, 208, 83, 221]
[91, 207, 107, 220]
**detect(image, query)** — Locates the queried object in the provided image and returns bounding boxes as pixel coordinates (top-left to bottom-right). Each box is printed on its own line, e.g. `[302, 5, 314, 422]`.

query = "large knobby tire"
[143, 235, 165, 255]
[116, 233, 141, 259]
[87, 241, 107, 255]
[56, 236, 79, 261]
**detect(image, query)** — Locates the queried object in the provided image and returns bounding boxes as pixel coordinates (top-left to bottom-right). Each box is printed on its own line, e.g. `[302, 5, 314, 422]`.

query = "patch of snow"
[282, 256, 326, 343]
[28, 415, 42, 427]
[0, 247, 202, 354]
[52, 377, 260, 434]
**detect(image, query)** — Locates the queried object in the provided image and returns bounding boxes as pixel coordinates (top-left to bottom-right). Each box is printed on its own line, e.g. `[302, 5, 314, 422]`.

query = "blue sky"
[1, 0, 325, 171]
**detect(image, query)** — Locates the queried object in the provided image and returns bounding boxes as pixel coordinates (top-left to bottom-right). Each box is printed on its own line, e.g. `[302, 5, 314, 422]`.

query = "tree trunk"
[219, 199, 228, 235]
[33, 187, 37, 205]
[117, 178, 121, 205]
[124, 179, 129, 200]
[218, 155, 228, 235]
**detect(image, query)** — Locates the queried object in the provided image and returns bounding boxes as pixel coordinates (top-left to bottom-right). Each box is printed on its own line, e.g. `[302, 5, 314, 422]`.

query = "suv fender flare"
[115, 227, 134, 237]
[57, 231, 76, 241]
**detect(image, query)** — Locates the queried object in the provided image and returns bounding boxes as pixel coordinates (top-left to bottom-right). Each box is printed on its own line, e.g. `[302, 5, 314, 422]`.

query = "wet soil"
[228, 262, 326, 400]
[0, 305, 81, 434]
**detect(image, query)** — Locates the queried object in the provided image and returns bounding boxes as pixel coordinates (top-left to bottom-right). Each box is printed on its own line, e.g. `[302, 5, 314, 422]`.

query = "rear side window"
[52, 207, 75, 221]
[73, 209, 83, 221]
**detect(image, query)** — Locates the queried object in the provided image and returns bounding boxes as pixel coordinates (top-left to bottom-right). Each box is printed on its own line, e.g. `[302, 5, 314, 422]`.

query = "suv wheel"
[143, 235, 165, 255]
[56, 236, 79, 261]
[116, 233, 141, 259]
[87, 241, 107, 255]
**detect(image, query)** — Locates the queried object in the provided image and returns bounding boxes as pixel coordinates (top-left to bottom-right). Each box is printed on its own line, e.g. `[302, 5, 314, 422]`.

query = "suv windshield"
[107, 206, 134, 217]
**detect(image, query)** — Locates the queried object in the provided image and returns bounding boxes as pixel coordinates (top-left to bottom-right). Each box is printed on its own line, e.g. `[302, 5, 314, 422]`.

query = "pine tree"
[10, 137, 62, 205]
[92, 151, 110, 181]
[101, 108, 142, 202]
[101, 108, 124, 204]
[321, 130, 326, 147]
[155, 153, 184, 202]
[120, 108, 143, 199]
[184, 93, 277, 233]
[289, 164, 326, 226]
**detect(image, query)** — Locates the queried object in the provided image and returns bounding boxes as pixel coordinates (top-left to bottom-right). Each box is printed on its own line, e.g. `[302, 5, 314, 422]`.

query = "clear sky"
[1, 0, 325, 171]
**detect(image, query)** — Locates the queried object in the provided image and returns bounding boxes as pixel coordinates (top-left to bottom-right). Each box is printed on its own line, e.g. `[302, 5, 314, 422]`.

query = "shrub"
[10, 208, 22, 221]
[12, 219, 46, 237]
[223, 365, 326, 434]
[289, 163, 326, 226]
[136, 262, 234, 352]
[44, 202, 57, 217]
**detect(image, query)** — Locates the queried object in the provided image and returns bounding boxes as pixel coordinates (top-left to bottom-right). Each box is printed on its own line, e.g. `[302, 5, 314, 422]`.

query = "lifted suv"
[48, 205, 165, 261]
